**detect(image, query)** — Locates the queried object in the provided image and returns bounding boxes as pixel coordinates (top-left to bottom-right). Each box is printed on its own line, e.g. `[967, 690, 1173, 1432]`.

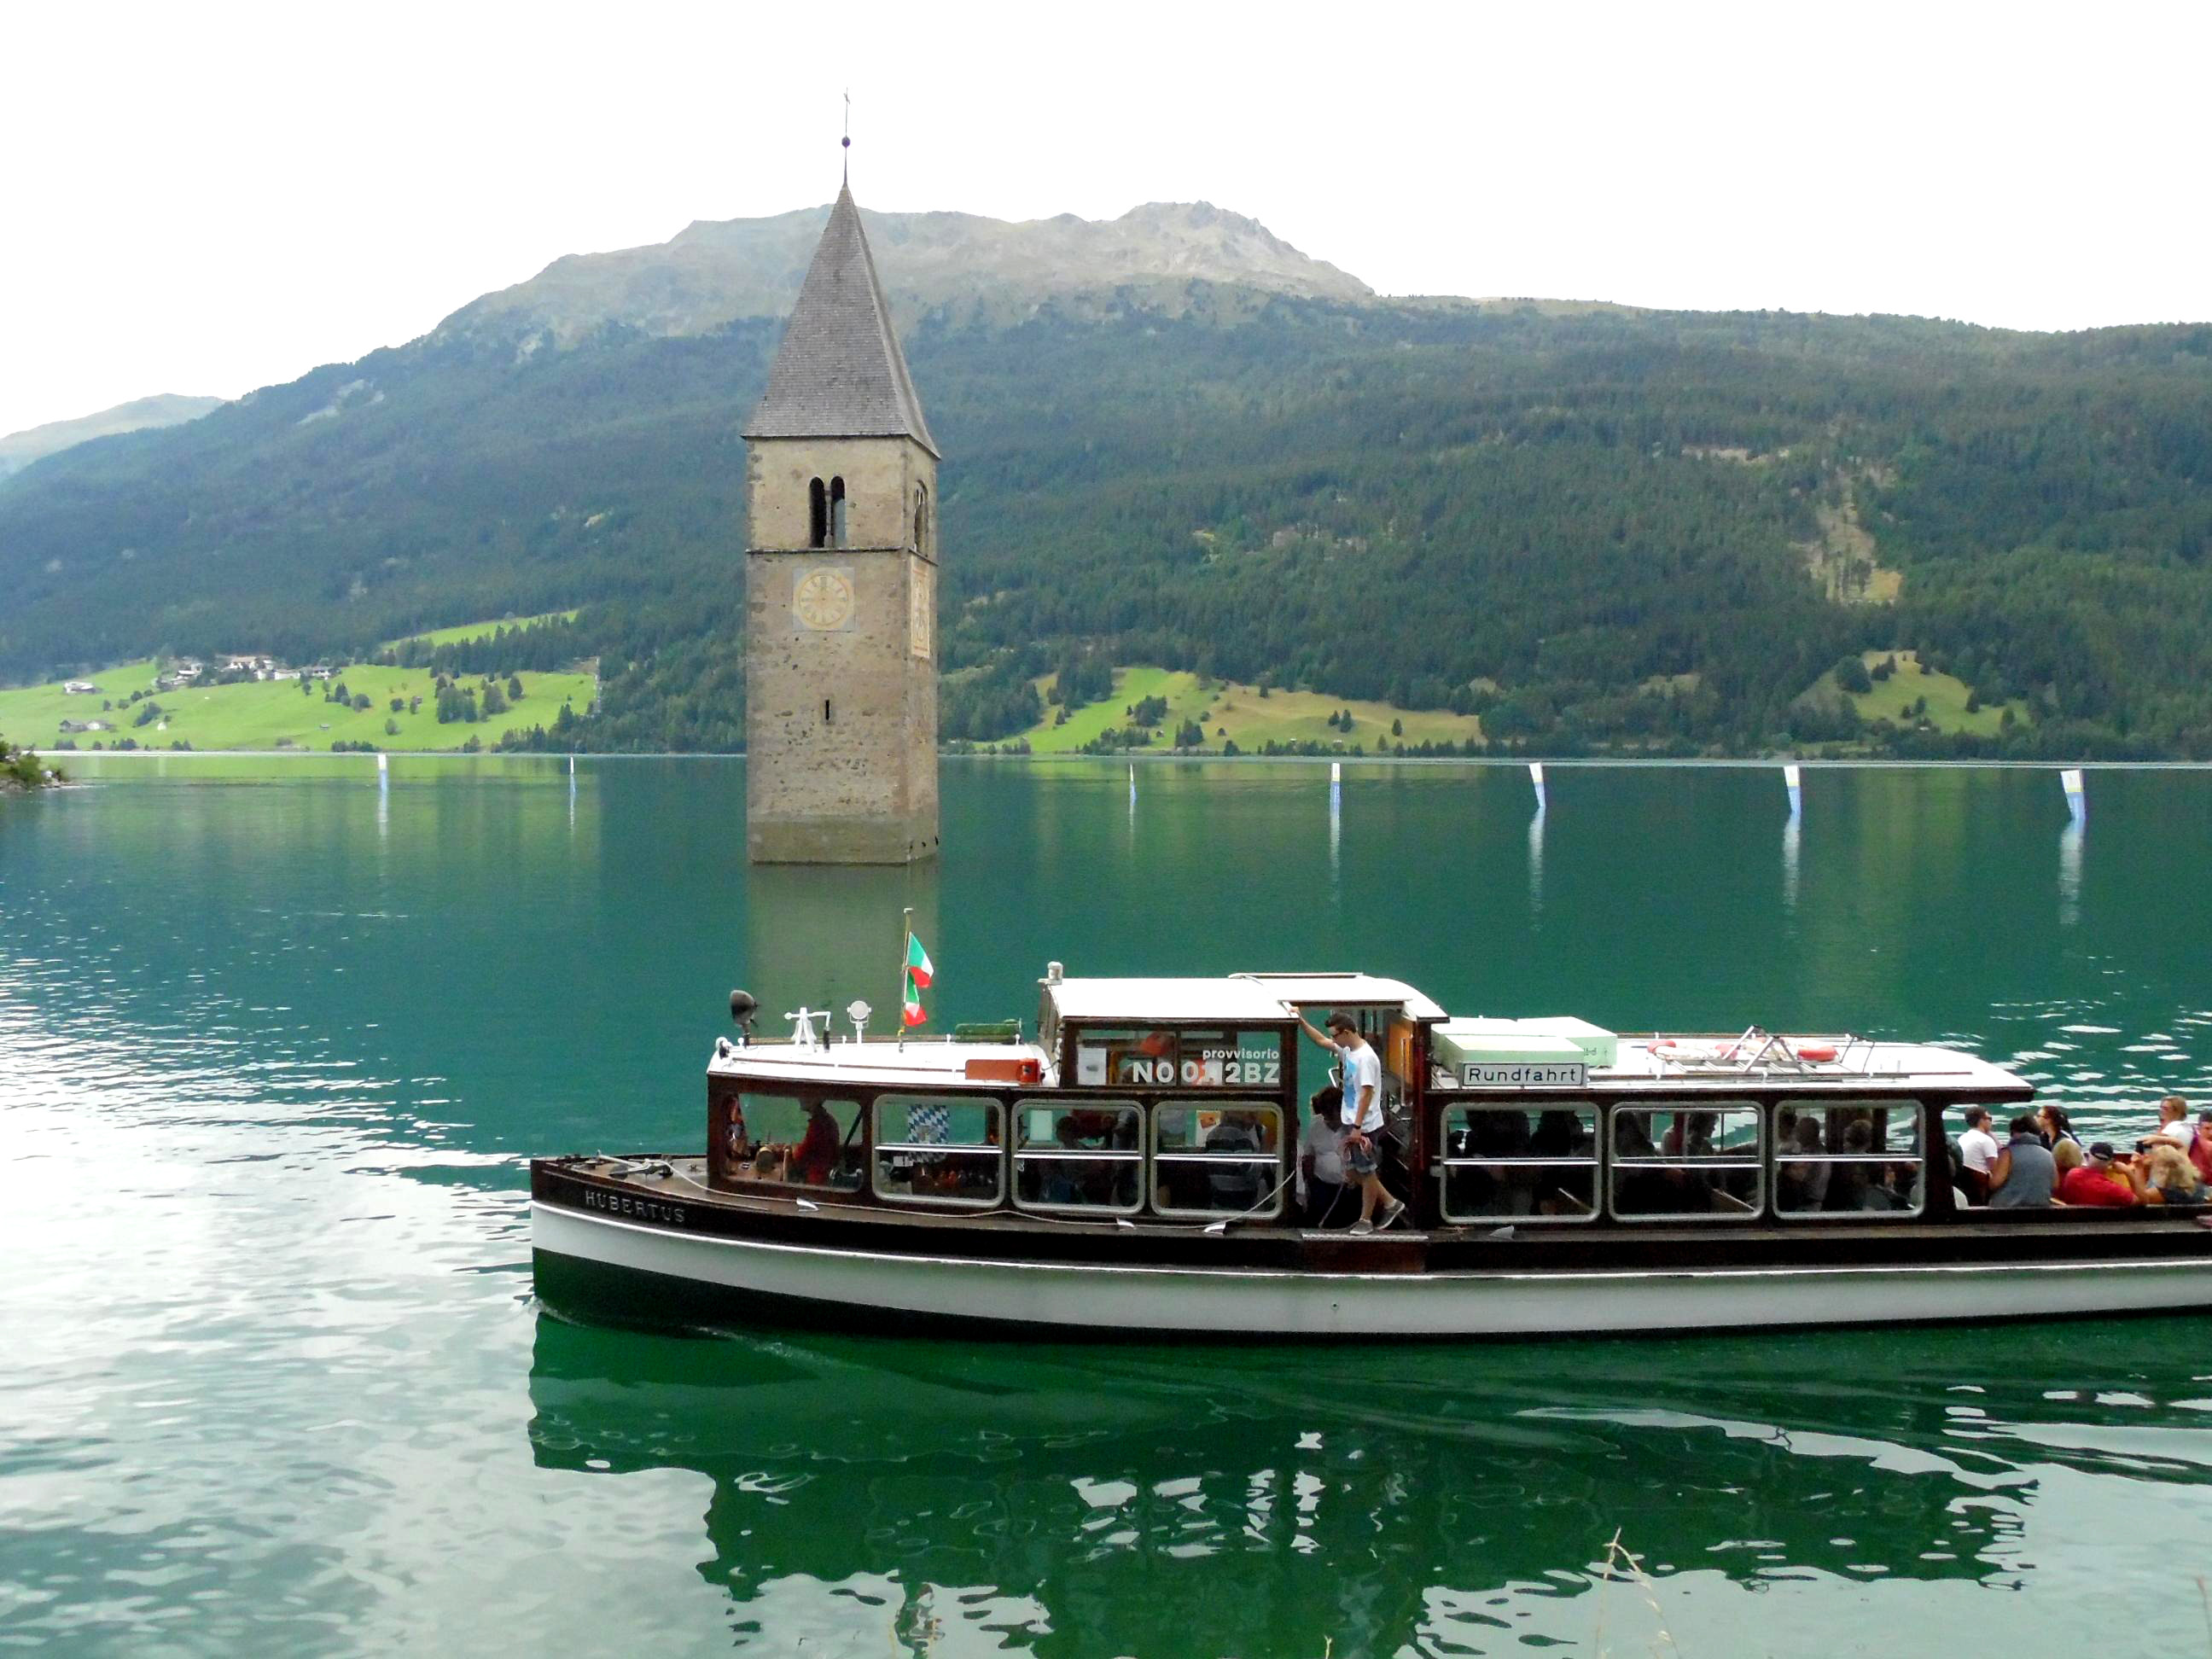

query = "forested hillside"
[3, 224, 2209, 755]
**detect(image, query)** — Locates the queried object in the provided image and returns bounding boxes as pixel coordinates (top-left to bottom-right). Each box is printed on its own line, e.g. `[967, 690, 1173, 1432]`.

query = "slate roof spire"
[745, 186, 938, 457]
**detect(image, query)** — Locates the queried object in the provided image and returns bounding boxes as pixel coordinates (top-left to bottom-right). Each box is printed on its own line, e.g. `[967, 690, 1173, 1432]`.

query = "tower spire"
[841, 90, 851, 185]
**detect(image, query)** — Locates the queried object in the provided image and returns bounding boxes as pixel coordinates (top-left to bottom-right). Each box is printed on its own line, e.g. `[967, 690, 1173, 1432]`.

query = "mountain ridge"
[440, 199, 1374, 346]
[0, 393, 225, 481]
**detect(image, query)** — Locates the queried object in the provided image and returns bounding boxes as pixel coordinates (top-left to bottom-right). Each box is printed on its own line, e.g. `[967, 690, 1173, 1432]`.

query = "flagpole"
[899, 905, 912, 1050]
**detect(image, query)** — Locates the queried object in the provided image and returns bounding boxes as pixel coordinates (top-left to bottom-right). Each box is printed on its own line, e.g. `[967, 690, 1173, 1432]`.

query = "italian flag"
[902, 932, 934, 1027]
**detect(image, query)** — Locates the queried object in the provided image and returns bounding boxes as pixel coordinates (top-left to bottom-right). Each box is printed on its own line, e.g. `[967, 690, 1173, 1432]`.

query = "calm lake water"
[5, 755, 2212, 1656]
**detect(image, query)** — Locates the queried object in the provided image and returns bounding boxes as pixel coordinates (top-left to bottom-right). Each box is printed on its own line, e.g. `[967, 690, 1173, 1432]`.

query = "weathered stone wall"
[745, 435, 940, 864]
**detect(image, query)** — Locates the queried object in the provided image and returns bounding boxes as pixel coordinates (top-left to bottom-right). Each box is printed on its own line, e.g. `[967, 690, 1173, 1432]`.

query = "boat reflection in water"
[524, 1313, 2212, 1653]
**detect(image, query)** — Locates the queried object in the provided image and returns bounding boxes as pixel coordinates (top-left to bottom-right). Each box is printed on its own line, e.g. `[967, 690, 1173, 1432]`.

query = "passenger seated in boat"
[1299, 1086, 1348, 1227]
[2128, 1143, 2203, 1205]
[725, 1099, 754, 1166]
[1778, 1115, 1831, 1212]
[2056, 1141, 2138, 1208]
[2193, 1111, 2212, 1185]
[1956, 1108, 2002, 1204]
[1988, 1115, 2056, 1208]
[2139, 1096, 2193, 1155]
[2038, 1105, 2080, 1152]
[1203, 1110, 1268, 1210]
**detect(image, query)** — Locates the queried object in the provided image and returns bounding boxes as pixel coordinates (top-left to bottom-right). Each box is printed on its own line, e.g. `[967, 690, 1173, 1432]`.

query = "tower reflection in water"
[743, 861, 941, 1037]
[516, 1314, 2197, 1655]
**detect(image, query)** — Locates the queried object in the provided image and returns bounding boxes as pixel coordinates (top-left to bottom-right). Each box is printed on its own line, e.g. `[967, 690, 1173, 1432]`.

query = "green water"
[5, 755, 2212, 1655]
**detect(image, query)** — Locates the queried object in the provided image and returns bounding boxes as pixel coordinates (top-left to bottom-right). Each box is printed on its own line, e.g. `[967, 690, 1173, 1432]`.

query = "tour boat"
[529, 967, 2212, 1339]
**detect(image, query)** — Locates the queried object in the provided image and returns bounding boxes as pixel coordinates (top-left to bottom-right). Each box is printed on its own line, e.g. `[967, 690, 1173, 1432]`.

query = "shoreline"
[42, 748, 2212, 772]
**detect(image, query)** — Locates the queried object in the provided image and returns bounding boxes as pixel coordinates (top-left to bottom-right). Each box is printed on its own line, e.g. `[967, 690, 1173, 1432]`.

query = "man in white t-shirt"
[1295, 1010, 1406, 1232]
[1956, 1107, 2002, 1204]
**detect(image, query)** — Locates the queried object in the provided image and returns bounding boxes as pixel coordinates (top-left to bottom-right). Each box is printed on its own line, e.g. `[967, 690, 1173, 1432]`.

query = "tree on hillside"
[1836, 655, 1873, 694]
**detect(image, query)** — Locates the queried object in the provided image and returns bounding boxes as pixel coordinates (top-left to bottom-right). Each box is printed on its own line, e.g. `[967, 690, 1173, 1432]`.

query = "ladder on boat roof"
[1647, 1027, 1885, 1078]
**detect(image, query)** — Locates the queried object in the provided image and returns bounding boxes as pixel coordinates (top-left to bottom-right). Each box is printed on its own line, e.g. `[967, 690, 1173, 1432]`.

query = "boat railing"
[1647, 1028, 1896, 1079]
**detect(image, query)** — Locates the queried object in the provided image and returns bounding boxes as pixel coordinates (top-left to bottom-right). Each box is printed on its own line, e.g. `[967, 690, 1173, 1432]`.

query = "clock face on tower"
[793, 567, 855, 632]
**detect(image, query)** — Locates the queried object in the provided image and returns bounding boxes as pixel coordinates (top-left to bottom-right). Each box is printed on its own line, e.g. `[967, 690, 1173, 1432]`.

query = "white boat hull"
[532, 1201, 2212, 1338]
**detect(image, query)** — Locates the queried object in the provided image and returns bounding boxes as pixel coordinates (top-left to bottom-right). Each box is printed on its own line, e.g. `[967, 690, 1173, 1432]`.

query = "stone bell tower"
[742, 183, 940, 864]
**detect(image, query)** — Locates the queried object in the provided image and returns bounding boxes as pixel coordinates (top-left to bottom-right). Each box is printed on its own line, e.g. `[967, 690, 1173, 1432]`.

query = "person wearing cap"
[2056, 1142, 2139, 1208]
[1293, 1009, 1406, 1232]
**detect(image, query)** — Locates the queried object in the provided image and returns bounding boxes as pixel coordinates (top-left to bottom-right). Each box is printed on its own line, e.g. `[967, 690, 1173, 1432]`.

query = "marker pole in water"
[2061, 767, 2085, 823]
[1783, 762, 1802, 819]
[1528, 761, 1546, 812]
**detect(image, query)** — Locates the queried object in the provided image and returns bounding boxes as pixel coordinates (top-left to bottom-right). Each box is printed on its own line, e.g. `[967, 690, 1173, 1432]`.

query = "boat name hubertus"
[581, 1186, 689, 1227]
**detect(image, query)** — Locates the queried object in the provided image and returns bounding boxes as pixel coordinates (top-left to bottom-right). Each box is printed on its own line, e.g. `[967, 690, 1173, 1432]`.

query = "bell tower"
[742, 184, 940, 864]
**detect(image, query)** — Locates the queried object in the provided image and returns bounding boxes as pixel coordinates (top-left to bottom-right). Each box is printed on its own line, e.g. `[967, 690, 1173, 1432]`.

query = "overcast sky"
[4, 0, 2207, 437]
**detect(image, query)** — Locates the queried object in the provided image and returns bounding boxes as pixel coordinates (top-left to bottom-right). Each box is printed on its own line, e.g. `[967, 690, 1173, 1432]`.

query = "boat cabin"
[700, 969, 2034, 1231]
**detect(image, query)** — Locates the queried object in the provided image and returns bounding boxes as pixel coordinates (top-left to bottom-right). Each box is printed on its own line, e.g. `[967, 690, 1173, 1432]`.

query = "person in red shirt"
[789, 1101, 842, 1185]
[2191, 1110, 2212, 1185]
[2057, 1143, 2139, 1208]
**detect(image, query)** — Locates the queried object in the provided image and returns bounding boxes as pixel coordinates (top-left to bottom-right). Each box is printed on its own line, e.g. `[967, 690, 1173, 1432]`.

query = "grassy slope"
[383, 610, 579, 650]
[1801, 649, 2029, 737]
[0, 661, 595, 752]
[1015, 667, 1485, 754]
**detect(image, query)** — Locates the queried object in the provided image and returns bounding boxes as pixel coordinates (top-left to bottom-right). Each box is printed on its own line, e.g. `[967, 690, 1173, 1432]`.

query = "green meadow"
[0, 660, 595, 754]
[384, 610, 578, 650]
[1804, 649, 2030, 738]
[1012, 667, 1485, 754]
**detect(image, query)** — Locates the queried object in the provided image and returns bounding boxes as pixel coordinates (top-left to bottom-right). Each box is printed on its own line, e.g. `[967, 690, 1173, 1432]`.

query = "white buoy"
[1128, 762, 1137, 803]
[569, 754, 576, 777]
[376, 752, 388, 775]
[1330, 761, 1342, 785]
[2061, 767, 2085, 823]
[1783, 761, 1802, 818]
[1528, 761, 1546, 812]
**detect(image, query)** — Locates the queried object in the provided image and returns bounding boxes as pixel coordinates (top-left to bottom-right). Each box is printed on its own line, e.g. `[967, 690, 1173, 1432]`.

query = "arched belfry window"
[808, 479, 828, 549]
[914, 485, 929, 556]
[830, 477, 848, 548]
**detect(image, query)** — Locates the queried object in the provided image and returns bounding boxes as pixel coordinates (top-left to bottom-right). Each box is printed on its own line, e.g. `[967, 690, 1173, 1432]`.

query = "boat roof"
[1232, 973, 1449, 1021]
[1594, 1035, 2030, 1095]
[708, 1037, 1055, 1086]
[1045, 972, 1447, 1025]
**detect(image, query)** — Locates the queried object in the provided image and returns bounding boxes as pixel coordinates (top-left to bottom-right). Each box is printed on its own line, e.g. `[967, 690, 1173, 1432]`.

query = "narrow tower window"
[824, 699, 833, 724]
[830, 477, 848, 548]
[808, 478, 828, 549]
[914, 485, 929, 555]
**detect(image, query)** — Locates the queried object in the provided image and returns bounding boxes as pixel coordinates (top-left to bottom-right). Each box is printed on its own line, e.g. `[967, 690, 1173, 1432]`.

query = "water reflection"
[2059, 818, 2083, 929]
[526, 1314, 2212, 1654]
[1527, 804, 1545, 917]
[746, 861, 942, 1032]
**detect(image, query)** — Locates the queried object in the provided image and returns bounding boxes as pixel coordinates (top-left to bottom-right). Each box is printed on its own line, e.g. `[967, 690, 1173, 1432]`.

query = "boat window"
[1014, 1098, 1142, 1214]
[1438, 1104, 1599, 1224]
[1152, 1101, 1284, 1220]
[1610, 1104, 1763, 1220]
[1774, 1100, 1925, 1218]
[730, 1093, 863, 1192]
[1071, 1027, 1285, 1089]
[873, 1095, 1004, 1209]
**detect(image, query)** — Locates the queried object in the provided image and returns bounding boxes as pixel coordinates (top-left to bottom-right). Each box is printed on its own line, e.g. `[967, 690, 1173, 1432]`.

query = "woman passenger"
[2037, 1104, 2080, 1152]
[2129, 1144, 2203, 1205]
